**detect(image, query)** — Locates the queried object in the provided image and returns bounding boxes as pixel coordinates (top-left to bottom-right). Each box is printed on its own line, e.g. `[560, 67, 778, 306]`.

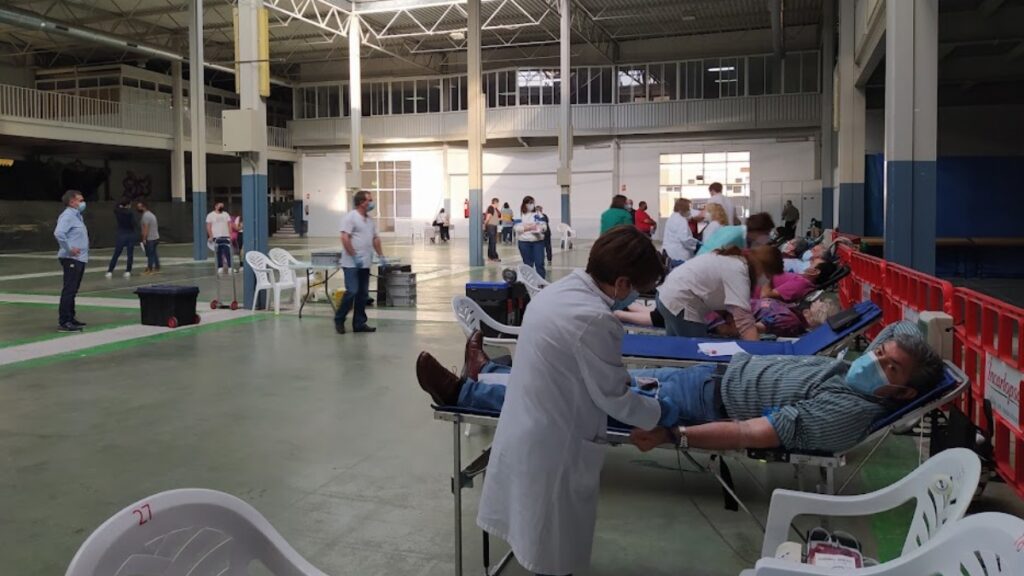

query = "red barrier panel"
[952, 288, 1024, 498]
[836, 243, 857, 309]
[846, 250, 889, 338]
[884, 262, 954, 323]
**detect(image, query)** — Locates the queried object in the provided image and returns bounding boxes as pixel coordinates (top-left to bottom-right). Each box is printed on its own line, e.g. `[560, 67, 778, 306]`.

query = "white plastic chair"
[516, 264, 551, 298]
[451, 295, 520, 359]
[65, 488, 330, 576]
[758, 448, 981, 561]
[557, 222, 576, 250]
[268, 243, 303, 305]
[751, 512, 1024, 575]
[245, 251, 278, 312]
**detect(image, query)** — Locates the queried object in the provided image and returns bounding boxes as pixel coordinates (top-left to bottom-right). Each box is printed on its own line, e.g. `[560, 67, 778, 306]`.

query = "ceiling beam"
[537, 0, 618, 63]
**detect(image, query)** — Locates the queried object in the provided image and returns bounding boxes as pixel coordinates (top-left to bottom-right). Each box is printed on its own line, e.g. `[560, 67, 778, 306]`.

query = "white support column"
[820, 0, 835, 229]
[171, 60, 186, 203]
[237, 0, 269, 307]
[611, 137, 620, 198]
[557, 0, 572, 225]
[884, 0, 937, 273]
[442, 142, 451, 214]
[348, 15, 362, 196]
[189, 0, 208, 260]
[467, 0, 484, 266]
[837, 0, 866, 235]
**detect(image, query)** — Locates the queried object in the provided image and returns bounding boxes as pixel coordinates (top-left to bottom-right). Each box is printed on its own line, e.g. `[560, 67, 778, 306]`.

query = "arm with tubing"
[575, 317, 662, 430]
[631, 417, 780, 451]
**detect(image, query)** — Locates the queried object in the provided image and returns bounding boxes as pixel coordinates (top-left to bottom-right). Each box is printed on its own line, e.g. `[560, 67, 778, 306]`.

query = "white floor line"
[0, 293, 140, 309]
[0, 308, 251, 367]
[0, 258, 205, 282]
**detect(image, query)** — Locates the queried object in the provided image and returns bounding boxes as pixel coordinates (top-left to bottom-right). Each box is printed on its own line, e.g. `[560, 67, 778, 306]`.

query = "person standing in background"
[485, 197, 501, 262]
[781, 200, 800, 240]
[514, 195, 548, 279]
[662, 198, 698, 267]
[634, 201, 657, 238]
[599, 194, 634, 234]
[206, 200, 233, 275]
[500, 202, 514, 244]
[54, 190, 89, 332]
[105, 197, 137, 279]
[232, 211, 245, 270]
[433, 208, 450, 242]
[536, 205, 552, 263]
[703, 182, 740, 225]
[335, 190, 387, 335]
[137, 201, 160, 275]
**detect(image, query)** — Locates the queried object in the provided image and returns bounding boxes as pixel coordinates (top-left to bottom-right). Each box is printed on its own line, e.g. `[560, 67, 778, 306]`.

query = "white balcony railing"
[0, 83, 293, 152]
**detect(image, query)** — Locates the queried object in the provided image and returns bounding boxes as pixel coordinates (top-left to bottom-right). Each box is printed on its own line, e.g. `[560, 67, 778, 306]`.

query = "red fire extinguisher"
[463, 198, 470, 219]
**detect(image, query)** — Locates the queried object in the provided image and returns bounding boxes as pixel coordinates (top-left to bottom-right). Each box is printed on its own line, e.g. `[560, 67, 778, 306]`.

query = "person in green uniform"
[599, 194, 634, 234]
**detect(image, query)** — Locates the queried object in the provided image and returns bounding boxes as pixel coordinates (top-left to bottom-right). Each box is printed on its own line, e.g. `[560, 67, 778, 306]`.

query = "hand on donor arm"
[630, 427, 672, 452]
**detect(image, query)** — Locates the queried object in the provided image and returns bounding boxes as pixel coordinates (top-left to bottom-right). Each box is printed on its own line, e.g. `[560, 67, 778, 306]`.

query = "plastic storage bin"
[135, 285, 200, 328]
[466, 281, 511, 337]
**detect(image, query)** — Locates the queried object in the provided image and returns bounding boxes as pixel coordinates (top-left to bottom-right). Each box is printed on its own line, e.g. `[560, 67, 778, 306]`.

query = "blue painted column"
[884, 0, 937, 274]
[242, 171, 268, 308]
[836, 0, 866, 235]
[467, 0, 484, 266]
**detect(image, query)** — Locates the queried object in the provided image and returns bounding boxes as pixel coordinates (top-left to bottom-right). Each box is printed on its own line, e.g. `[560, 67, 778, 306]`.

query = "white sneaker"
[217, 267, 225, 275]
[228, 267, 235, 275]
[104, 272, 112, 279]
[123, 271, 131, 279]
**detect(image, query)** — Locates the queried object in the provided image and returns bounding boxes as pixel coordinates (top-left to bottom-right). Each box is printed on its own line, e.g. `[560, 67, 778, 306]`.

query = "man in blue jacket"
[53, 190, 90, 332]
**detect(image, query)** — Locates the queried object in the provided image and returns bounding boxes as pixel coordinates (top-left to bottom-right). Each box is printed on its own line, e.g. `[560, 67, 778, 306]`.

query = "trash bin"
[135, 285, 200, 328]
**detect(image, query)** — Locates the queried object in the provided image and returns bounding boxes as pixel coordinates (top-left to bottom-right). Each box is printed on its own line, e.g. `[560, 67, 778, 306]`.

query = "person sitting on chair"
[417, 320, 943, 454]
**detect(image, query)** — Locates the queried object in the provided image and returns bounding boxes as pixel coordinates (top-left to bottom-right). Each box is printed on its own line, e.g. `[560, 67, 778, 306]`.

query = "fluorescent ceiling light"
[706, 66, 735, 72]
[714, 79, 738, 83]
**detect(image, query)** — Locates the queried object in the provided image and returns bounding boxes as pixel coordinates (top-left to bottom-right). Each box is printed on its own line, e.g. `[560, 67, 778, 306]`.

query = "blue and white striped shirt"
[721, 321, 924, 453]
[54, 207, 89, 263]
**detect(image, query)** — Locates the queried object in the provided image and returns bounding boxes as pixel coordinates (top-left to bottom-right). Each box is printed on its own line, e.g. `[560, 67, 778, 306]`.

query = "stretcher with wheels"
[432, 360, 967, 576]
[622, 301, 881, 366]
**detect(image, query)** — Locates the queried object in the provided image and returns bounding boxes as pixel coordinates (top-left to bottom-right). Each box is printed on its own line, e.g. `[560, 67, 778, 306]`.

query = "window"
[658, 151, 751, 216]
[702, 58, 722, 99]
[617, 66, 646, 103]
[748, 56, 766, 96]
[801, 52, 820, 93]
[428, 78, 441, 113]
[783, 53, 801, 94]
[349, 160, 413, 233]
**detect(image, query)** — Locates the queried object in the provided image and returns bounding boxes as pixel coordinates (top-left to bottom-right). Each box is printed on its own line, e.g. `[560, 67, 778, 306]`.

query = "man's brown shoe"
[416, 352, 463, 406]
[463, 330, 490, 381]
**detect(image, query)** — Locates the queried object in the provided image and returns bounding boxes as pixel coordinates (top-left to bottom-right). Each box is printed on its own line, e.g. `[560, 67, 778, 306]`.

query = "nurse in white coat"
[477, 226, 677, 576]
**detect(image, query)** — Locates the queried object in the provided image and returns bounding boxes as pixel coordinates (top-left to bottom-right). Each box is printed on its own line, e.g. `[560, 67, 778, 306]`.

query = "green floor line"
[858, 437, 920, 561]
[0, 315, 269, 373]
[0, 319, 140, 349]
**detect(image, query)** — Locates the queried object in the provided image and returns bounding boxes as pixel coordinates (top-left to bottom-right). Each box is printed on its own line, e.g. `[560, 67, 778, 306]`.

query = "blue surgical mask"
[366, 201, 376, 212]
[801, 250, 813, 262]
[612, 288, 639, 311]
[77, 201, 86, 214]
[845, 353, 889, 396]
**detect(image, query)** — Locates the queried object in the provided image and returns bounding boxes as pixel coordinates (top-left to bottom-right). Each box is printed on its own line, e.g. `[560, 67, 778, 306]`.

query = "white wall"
[297, 138, 817, 239]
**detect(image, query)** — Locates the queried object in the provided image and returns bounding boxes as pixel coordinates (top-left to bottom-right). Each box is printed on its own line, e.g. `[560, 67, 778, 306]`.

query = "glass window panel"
[317, 86, 329, 117]
[428, 78, 441, 112]
[443, 77, 454, 111]
[396, 168, 412, 188]
[727, 151, 750, 162]
[140, 80, 155, 91]
[584, 68, 598, 104]
[530, 72, 541, 105]
[704, 152, 727, 162]
[617, 67, 634, 103]
[719, 58, 739, 97]
[304, 88, 316, 119]
[569, 69, 578, 104]
[727, 160, 749, 185]
[687, 61, 702, 99]
[766, 55, 782, 94]
[391, 81, 403, 114]
[396, 189, 412, 218]
[402, 81, 416, 113]
[680, 162, 702, 185]
[600, 67, 613, 103]
[414, 79, 427, 113]
[704, 161, 728, 183]
[578, 68, 590, 104]
[702, 58, 720, 99]
[551, 70, 560, 105]
[343, 84, 351, 116]
[660, 154, 681, 164]
[516, 70, 531, 105]
[748, 56, 765, 96]
[663, 62, 677, 100]
[459, 77, 467, 111]
[660, 164, 681, 186]
[783, 54, 801, 94]
[681, 152, 703, 163]
[379, 160, 395, 170]
[649, 63, 667, 101]
[485, 72, 496, 108]
[361, 168, 376, 190]
[802, 52, 820, 93]
[379, 168, 396, 189]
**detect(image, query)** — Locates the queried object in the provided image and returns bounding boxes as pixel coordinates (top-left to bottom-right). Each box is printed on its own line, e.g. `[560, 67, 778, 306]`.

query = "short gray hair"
[891, 332, 945, 395]
[62, 189, 82, 206]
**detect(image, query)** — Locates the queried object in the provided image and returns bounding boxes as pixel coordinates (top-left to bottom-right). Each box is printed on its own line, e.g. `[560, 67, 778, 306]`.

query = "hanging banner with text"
[985, 355, 1022, 430]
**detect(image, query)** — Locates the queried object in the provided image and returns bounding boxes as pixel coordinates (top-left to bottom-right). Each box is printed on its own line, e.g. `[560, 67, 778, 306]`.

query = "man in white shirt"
[661, 198, 698, 266]
[205, 200, 233, 274]
[703, 182, 740, 225]
[335, 190, 386, 334]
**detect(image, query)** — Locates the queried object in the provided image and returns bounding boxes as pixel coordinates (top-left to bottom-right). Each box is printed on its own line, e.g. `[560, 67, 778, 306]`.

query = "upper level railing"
[0, 84, 292, 152]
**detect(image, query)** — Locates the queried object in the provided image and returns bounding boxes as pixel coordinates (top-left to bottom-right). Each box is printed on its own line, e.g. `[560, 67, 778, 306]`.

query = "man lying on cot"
[418, 319, 942, 455]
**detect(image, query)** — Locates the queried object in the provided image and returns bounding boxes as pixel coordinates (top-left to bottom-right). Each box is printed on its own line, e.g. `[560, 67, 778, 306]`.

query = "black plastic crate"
[135, 285, 200, 328]
[466, 281, 512, 336]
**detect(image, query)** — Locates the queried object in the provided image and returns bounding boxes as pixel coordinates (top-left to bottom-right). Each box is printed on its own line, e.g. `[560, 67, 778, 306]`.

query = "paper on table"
[697, 341, 745, 357]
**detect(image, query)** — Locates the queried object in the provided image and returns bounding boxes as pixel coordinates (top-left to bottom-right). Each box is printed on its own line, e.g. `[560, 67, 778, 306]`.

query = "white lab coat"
[662, 211, 698, 262]
[477, 269, 661, 575]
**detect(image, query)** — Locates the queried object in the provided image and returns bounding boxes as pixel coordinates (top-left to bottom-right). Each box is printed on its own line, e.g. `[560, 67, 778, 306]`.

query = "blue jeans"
[335, 266, 370, 329]
[144, 240, 160, 270]
[518, 240, 546, 279]
[107, 231, 136, 273]
[214, 237, 232, 269]
[458, 362, 723, 425]
[656, 297, 709, 337]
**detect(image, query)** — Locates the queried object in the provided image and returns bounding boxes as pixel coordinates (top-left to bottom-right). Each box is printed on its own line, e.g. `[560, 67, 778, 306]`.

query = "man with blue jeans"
[53, 189, 90, 332]
[335, 190, 387, 335]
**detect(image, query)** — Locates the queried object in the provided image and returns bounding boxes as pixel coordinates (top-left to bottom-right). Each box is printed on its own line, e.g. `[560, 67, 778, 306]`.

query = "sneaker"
[123, 271, 131, 279]
[228, 268, 235, 275]
[217, 267, 225, 275]
[335, 323, 346, 334]
[104, 272, 113, 279]
[58, 323, 83, 332]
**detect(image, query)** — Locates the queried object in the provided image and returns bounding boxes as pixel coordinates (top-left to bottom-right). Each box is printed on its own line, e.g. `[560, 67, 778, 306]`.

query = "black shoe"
[58, 323, 83, 332]
[71, 319, 87, 327]
[335, 323, 346, 334]
[366, 298, 375, 307]
[353, 325, 377, 333]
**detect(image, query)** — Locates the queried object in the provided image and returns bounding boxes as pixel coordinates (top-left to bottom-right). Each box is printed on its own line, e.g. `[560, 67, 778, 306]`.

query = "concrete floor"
[1, 238, 1022, 575]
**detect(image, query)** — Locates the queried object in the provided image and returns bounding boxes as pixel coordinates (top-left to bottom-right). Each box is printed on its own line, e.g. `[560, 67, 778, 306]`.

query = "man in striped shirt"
[417, 321, 943, 454]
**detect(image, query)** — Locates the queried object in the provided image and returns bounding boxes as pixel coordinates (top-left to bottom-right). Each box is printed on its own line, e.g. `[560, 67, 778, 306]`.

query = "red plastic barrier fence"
[846, 250, 889, 339]
[952, 288, 1024, 498]
[836, 243, 857, 309]
[884, 262, 954, 323]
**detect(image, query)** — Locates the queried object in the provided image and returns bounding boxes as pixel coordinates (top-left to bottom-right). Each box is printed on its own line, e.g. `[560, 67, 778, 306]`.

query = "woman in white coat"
[477, 226, 677, 576]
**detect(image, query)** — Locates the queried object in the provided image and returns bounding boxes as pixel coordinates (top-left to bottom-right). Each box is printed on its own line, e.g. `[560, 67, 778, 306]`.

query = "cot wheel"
[210, 300, 219, 309]
[230, 300, 239, 310]
[167, 316, 179, 328]
[194, 314, 201, 325]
